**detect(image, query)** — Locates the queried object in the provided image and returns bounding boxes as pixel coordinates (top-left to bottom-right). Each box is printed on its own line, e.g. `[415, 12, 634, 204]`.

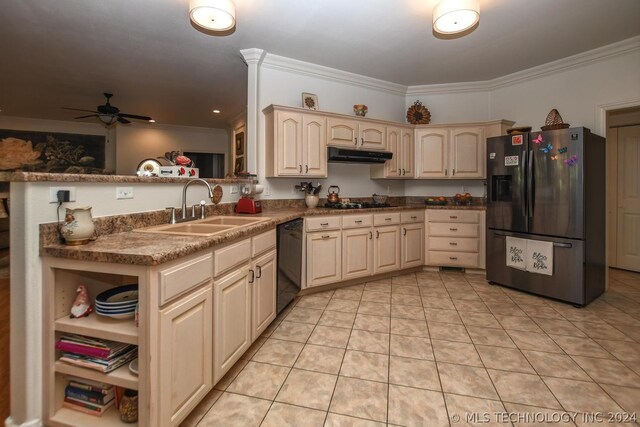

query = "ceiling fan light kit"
[63, 93, 153, 127]
[433, 0, 480, 35]
[189, 0, 236, 32]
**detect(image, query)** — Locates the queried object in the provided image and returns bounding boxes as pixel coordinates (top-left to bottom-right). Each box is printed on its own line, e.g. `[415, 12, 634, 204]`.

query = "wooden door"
[302, 114, 327, 177]
[359, 122, 386, 150]
[306, 231, 342, 287]
[400, 128, 415, 177]
[401, 223, 424, 268]
[342, 228, 374, 280]
[252, 250, 277, 340]
[416, 129, 448, 178]
[213, 267, 252, 383]
[385, 127, 401, 178]
[159, 284, 213, 426]
[374, 225, 401, 273]
[276, 111, 303, 175]
[616, 125, 640, 271]
[327, 117, 359, 148]
[450, 127, 484, 178]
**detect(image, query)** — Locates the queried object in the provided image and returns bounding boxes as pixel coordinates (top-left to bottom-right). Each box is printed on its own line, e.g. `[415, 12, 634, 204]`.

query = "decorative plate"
[129, 359, 139, 376]
[406, 100, 431, 125]
[212, 184, 223, 204]
[96, 284, 138, 305]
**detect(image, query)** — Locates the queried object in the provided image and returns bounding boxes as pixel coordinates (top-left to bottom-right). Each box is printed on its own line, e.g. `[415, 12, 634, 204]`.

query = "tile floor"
[182, 268, 640, 426]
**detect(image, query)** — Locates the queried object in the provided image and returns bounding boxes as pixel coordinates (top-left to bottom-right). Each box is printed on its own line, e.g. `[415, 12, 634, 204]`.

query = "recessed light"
[212, 109, 220, 114]
[148, 119, 156, 123]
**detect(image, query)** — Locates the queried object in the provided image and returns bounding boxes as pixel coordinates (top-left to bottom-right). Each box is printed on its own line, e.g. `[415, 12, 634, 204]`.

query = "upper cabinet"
[371, 126, 414, 179]
[327, 117, 386, 151]
[416, 128, 448, 178]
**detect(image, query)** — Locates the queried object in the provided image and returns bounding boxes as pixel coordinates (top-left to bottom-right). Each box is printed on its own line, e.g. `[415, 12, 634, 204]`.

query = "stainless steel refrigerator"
[486, 127, 605, 306]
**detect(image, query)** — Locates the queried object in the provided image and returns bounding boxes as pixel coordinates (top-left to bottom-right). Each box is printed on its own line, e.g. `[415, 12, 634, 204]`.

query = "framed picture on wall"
[234, 157, 245, 174]
[301, 93, 318, 110]
[235, 132, 245, 156]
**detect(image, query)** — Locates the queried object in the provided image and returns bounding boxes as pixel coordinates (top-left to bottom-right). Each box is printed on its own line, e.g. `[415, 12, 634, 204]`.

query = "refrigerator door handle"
[528, 150, 534, 218]
[522, 150, 527, 217]
[553, 242, 573, 248]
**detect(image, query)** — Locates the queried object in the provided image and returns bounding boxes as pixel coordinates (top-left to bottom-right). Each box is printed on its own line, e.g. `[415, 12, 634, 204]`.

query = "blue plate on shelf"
[95, 284, 139, 306]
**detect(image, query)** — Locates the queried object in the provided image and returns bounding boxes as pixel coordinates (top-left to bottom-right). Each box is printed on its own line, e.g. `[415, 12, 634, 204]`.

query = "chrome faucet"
[180, 178, 214, 220]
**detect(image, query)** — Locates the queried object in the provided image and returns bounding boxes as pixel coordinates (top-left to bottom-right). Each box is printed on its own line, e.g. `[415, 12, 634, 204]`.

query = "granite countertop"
[41, 204, 485, 266]
[0, 171, 257, 184]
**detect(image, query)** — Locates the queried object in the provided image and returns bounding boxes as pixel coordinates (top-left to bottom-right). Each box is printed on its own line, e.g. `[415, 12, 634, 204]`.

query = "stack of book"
[56, 334, 137, 373]
[62, 377, 115, 417]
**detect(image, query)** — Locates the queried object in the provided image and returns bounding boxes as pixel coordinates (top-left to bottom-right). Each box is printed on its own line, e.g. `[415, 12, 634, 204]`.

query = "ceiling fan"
[62, 93, 154, 126]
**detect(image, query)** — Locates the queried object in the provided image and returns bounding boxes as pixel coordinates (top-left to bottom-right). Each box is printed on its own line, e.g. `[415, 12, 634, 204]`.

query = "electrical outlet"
[462, 185, 468, 194]
[116, 187, 134, 199]
[230, 185, 238, 194]
[49, 187, 76, 203]
[264, 184, 270, 196]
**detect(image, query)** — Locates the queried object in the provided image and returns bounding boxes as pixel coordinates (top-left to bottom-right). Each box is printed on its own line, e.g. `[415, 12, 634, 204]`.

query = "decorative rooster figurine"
[70, 284, 93, 318]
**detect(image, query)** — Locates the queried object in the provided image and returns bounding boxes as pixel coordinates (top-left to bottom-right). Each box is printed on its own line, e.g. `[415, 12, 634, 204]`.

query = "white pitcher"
[60, 206, 95, 245]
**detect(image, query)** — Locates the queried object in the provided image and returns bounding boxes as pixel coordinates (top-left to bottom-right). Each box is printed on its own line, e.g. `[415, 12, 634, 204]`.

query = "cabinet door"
[302, 114, 327, 177]
[400, 128, 415, 178]
[374, 225, 401, 273]
[401, 223, 424, 268]
[252, 250, 277, 340]
[306, 231, 342, 287]
[385, 127, 401, 178]
[359, 122, 386, 150]
[160, 284, 213, 426]
[342, 228, 373, 280]
[213, 267, 252, 383]
[327, 117, 359, 148]
[276, 111, 303, 176]
[416, 129, 448, 178]
[450, 127, 484, 178]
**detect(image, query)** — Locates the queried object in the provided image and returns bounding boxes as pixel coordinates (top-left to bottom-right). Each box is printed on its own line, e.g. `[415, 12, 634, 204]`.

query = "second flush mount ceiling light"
[433, 0, 480, 35]
[189, 0, 236, 32]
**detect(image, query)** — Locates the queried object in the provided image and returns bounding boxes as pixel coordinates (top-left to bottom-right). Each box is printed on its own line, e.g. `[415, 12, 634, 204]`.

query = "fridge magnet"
[489, 153, 496, 160]
[301, 93, 318, 110]
[558, 147, 568, 154]
[564, 155, 579, 166]
[550, 154, 559, 161]
[505, 155, 519, 166]
[540, 143, 553, 154]
[511, 135, 523, 145]
[532, 134, 543, 144]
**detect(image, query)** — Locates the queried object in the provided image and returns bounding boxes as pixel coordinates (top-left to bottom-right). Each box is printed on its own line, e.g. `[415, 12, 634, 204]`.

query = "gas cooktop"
[324, 202, 396, 210]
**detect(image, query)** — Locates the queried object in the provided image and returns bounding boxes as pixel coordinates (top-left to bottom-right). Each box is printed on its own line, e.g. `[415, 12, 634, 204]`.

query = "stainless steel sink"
[135, 216, 270, 237]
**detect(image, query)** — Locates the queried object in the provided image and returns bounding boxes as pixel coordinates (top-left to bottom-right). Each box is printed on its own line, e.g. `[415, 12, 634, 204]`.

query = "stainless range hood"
[327, 147, 393, 164]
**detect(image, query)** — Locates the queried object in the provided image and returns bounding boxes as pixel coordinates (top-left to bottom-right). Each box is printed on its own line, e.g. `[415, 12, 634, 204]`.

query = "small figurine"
[70, 284, 93, 318]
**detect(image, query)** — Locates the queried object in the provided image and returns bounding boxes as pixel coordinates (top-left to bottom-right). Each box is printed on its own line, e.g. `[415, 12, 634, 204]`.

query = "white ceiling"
[1, 0, 638, 128]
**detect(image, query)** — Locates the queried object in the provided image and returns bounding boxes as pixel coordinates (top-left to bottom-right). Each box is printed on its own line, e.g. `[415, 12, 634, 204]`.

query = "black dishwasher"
[276, 219, 303, 313]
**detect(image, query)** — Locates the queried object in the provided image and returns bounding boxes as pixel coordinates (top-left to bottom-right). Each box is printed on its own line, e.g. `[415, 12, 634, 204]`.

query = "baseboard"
[4, 417, 42, 427]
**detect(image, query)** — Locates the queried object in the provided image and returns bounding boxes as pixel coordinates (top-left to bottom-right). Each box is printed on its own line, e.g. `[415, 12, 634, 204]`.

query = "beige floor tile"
[361, 290, 391, 303]
[550, 335, 613, 358]
[390, 334, 433, 359]
[438, 362, 499, 399]
[424, 308, 462, 324]
[353, 313, 390, 333]
[488, 369, 562, 409]
[324, 413, 386, 427]
[358, 301, 391, 316]
[388, 385, 449, 427]
[340, 350, 389, 382]
[531, 317, 587, 337]
[296, 294, 331, 309]
[507, 330, 563, 353]
[364, 282, 392, 293]
[572, 355, 640, 387]
[495, 315, 543, 332]
[389, 356, 440, 390]
[330, 377, 388, 423]
[522, 350, 590, 381]
[606, 322, 640, 342]
[308, 325, 352, 348]
[294, 344, 345, 375]
[390, 317, 429, 337]
[275, 368, 337, 410]
[226, 362, 290, 400]
[421, 296, 455, 310]
[391, 303, 425, 320]
[502, 403, 576, 426]
[181, 389, 223, 426]
[543, 377, 623, 413]
[319, 310, 357, 328]
[326, 298, 360, 313]
[285, 306, 324, 324]
[428, 322, 472, 343]
[270, 321, 315, 343]
[475, 345, 535, 374]
[465, 325, 516, 347]
[196, 392, 271, 427]
[240, 336, 267, 361]
[453, 299, 490, 313]
[572, 320, 634, 341]
[391, 293, 422, 306]
[432, 339, 483, 367]
[518, 303, 564, 319]
[486, 303, 527, 317]
[348, 330, 390, 354]
[261, 402, 326, 427]
[460, 311, 502, 328]
[251, 338, 304, 367]
[214, 358, 249, 391]
[392, 276, 419, 288]
[599, 383, 640, 414]
[445, 394, 509, 426]
[333, 288, 363, 301]
[596, 339, 640, 362]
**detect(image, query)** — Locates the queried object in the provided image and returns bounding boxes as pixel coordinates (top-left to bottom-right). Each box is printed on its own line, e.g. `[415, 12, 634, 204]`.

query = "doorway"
[184, 152, 226, 179]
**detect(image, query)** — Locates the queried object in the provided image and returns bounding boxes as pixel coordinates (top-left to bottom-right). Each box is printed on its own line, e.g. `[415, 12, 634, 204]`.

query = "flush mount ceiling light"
[433, 0, 480, 35]
[189, 0, 236, 32]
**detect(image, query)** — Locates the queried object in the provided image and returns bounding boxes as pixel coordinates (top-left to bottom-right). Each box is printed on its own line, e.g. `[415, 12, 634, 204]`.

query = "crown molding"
[261, 53, 408, 96]
[240, 48, 266, 65]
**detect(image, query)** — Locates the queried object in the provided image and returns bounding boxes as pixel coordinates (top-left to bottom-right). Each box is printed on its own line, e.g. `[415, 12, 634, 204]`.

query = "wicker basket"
[541, 109, 570, 131]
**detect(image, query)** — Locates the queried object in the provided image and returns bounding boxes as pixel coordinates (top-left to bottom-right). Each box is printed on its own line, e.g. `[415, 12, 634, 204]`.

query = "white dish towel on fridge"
[526, 239, 553, 276]
[505, 236, 527, 270]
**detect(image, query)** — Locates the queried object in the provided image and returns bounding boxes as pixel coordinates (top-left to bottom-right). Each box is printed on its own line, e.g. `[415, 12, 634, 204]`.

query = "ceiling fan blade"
[62, 107, 100, 114]
[119, 113, 152, 121]
[74, 114, 98, 119]
[117, 117, 131, 124]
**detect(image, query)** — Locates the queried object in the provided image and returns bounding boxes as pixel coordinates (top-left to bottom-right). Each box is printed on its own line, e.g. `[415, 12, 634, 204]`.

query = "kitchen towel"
[506, 236, 527, 270]
[526, 239, 553, 276]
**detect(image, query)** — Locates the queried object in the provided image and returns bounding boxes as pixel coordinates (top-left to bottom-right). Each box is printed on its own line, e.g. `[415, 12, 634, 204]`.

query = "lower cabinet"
[374, 225, 401, 273]
[306, 230, 342, 287]
[159, 283, 213, 425]
[342, 227, 374, 280]
[401, 223, 425, 268]
[251, 250, 277, 340]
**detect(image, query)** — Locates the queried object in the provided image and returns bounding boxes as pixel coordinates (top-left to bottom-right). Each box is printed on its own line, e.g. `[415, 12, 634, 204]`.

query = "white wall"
[405, 90, 491, 124]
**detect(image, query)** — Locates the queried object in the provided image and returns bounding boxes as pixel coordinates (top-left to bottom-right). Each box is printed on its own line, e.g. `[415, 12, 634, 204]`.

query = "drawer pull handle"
[354, 137, 358, 146]
[449, 257, 458, 260]
[249, 269, 255, 284]
[369, 231, 373, 239]
[256, 266, 262, 278]
[449, 242, 458, 246]
[299, 165, 302, 173]
[320, 222, 329, 226]
[449, 216, 458, 219]
[411, 216, 417, 219]
[450, 228, 458, 231]
[321, 235, 331, 239]
[305, 165, 309, 173]
[376, 230, 380, 239]
[355, 220, 363, 223]
[385, 218, 392, 221]
[403, 228, 407, 236]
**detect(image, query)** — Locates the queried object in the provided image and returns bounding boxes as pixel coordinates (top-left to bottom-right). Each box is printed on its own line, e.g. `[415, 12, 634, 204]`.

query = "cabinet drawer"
[401, 211, 425, 224]
[159, 252, 212, 306]
[342, 214, 373, 229]
[428, 210, 480, 223]
[428, 237, 480, 253]
[428, 222, 479, 237]
[428, 251, 480, 268]
[214, 238, 251, 277]
[252, 229, 276, 257]
[373, 212, 401, 226]
[306, 216, 341, 232]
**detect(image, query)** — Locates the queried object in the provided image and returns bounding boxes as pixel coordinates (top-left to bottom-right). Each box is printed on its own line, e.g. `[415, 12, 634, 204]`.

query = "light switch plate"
[116, 187, 134, 199]
[49, 187, 76, 203]
[230, 185, 238, 194]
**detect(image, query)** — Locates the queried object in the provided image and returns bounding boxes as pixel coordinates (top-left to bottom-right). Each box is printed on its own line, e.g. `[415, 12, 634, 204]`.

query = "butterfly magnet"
[540, 143, 553, 154]
[532, 134, 543, 145]
[564, 155, 579, 166]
